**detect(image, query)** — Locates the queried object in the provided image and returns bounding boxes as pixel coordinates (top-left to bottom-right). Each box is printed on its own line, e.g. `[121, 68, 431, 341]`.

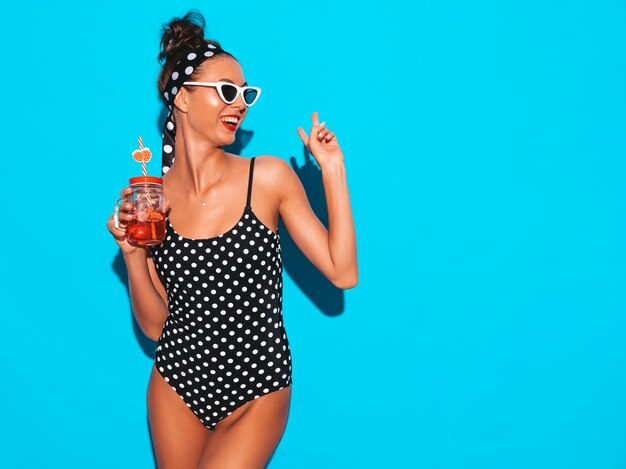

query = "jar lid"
[129, 176, 163, 185]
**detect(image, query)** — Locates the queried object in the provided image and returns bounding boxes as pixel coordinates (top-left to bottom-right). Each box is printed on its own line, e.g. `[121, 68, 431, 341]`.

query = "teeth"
[221, 116, 239, 125]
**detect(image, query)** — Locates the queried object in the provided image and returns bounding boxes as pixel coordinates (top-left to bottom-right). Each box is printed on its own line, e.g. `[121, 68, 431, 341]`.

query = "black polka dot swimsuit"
[148, 157, 292, 430]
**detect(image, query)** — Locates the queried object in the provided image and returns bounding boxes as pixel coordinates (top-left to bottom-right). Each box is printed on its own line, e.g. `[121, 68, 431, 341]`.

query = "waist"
[158, 310, 291, 361]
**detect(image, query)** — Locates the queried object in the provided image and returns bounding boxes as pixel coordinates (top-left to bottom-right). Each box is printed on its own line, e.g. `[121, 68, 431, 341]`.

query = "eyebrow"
[219, 78, 248, 86]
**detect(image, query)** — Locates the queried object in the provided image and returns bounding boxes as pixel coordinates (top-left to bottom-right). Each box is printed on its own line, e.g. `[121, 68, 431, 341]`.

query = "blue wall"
[3, 1, 626, 467]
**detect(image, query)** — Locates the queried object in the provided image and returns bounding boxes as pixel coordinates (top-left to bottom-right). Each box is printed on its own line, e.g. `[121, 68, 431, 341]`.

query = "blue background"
[2, 1, 626, 467]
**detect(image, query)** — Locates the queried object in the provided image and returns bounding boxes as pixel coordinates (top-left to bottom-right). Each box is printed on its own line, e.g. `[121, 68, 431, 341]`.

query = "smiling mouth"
[220, 116, 240, 132]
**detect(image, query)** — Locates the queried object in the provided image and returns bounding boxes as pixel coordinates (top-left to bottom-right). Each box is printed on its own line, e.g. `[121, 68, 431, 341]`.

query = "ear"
[173, 87, 190, 112]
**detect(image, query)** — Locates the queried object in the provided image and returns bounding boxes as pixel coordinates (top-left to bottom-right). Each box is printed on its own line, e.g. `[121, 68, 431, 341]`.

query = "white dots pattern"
[148, 158, 292, 431]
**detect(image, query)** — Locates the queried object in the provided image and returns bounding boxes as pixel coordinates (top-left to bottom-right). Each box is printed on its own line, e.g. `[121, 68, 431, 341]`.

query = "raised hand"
[297, 111, 344, 167]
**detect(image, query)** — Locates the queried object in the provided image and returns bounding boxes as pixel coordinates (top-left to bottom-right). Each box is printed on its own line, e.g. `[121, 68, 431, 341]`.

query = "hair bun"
[156, 10, 230, 106]
[158, 11, 207, 64]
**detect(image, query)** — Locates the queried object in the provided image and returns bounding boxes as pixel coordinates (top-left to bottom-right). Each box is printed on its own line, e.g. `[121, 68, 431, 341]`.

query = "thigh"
[147, 364, 212, 469]
[197, 386, 292, 469]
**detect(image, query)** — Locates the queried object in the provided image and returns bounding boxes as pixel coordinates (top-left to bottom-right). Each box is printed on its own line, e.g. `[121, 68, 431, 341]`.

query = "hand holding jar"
[107, 177, 170, 255]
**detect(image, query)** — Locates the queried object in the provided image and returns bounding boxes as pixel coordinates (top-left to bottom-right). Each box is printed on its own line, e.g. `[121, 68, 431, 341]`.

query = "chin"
[223, 135, 237, 146]
[210, 129, 236, 147]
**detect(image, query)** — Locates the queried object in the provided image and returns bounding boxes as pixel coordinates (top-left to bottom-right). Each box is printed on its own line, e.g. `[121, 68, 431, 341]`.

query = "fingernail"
[320, 121, 326, 127]
[318, 132, 324, 137]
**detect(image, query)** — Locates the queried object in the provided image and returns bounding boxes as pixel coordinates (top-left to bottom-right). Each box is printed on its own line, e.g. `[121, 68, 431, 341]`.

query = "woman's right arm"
[124, 250, 169, 341]
[107, 186, 170, 341]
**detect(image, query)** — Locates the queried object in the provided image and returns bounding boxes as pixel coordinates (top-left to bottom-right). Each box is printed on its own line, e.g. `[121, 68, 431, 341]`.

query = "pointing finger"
[297, 127, 309, 146]
[312, 111, 319, 127]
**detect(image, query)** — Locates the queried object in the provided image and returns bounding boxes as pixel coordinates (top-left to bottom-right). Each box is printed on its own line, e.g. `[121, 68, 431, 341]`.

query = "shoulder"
[253, 155, 292, 174]
[252, 155, 301, 203]
[253, 155, 298, 185]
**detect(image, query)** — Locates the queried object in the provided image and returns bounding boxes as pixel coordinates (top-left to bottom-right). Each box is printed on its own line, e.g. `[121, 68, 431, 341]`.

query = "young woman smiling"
[106, 11, 357, 469]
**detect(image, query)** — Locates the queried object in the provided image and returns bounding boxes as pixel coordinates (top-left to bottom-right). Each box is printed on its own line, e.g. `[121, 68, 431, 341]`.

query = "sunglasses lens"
[220, 84, 238, 103]
[243, 88, 258, 105]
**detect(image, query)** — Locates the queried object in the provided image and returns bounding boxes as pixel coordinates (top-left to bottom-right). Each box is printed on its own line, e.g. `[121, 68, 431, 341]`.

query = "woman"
[107, 11, 357, 469]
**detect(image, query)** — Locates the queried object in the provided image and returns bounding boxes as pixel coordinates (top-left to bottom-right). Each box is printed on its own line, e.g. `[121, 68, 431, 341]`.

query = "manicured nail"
[319, 121, 326, 127]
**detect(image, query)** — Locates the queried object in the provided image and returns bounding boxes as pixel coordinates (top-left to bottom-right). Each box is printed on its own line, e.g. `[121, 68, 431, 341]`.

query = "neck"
[169, 126, 228, 197]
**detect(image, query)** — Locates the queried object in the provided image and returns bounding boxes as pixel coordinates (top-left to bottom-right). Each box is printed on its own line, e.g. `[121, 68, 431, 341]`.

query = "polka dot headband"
[160, 42, 222, 175]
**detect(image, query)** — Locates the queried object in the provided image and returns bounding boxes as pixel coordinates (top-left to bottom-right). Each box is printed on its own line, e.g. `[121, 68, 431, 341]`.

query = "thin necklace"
[170, 161, 226, 207]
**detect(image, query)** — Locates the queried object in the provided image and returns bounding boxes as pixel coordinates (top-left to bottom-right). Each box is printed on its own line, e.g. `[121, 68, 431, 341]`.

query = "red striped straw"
[136, 137, 157, 239]
[138, 136, 147, 177]
[137, 136, 154, 206]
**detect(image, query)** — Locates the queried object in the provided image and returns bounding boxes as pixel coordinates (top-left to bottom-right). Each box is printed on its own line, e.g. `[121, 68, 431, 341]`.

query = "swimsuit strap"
[245, 157, 256, 209]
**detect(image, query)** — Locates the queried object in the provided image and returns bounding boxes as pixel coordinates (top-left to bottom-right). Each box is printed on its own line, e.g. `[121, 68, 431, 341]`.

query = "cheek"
[189, 95, 226, 125]
[206, 93, 225, 110]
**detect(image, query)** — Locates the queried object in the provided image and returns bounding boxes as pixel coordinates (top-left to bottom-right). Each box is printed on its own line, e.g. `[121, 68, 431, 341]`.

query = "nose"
[231, 91, 248, 111]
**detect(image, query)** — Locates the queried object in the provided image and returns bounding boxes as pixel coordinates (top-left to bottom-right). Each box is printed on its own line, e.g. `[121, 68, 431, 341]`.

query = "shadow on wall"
[112, 252, 158, 359]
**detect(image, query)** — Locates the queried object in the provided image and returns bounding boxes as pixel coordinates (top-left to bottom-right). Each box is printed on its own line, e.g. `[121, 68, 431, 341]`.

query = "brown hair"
[156, 10, 235, 106]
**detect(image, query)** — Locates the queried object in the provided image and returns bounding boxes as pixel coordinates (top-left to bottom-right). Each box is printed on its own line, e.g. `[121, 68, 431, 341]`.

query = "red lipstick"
[220, 115, 240, 132]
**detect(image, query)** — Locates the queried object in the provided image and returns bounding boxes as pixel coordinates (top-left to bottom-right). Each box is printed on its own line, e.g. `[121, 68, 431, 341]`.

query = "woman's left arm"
[277, 111, 358, 289]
